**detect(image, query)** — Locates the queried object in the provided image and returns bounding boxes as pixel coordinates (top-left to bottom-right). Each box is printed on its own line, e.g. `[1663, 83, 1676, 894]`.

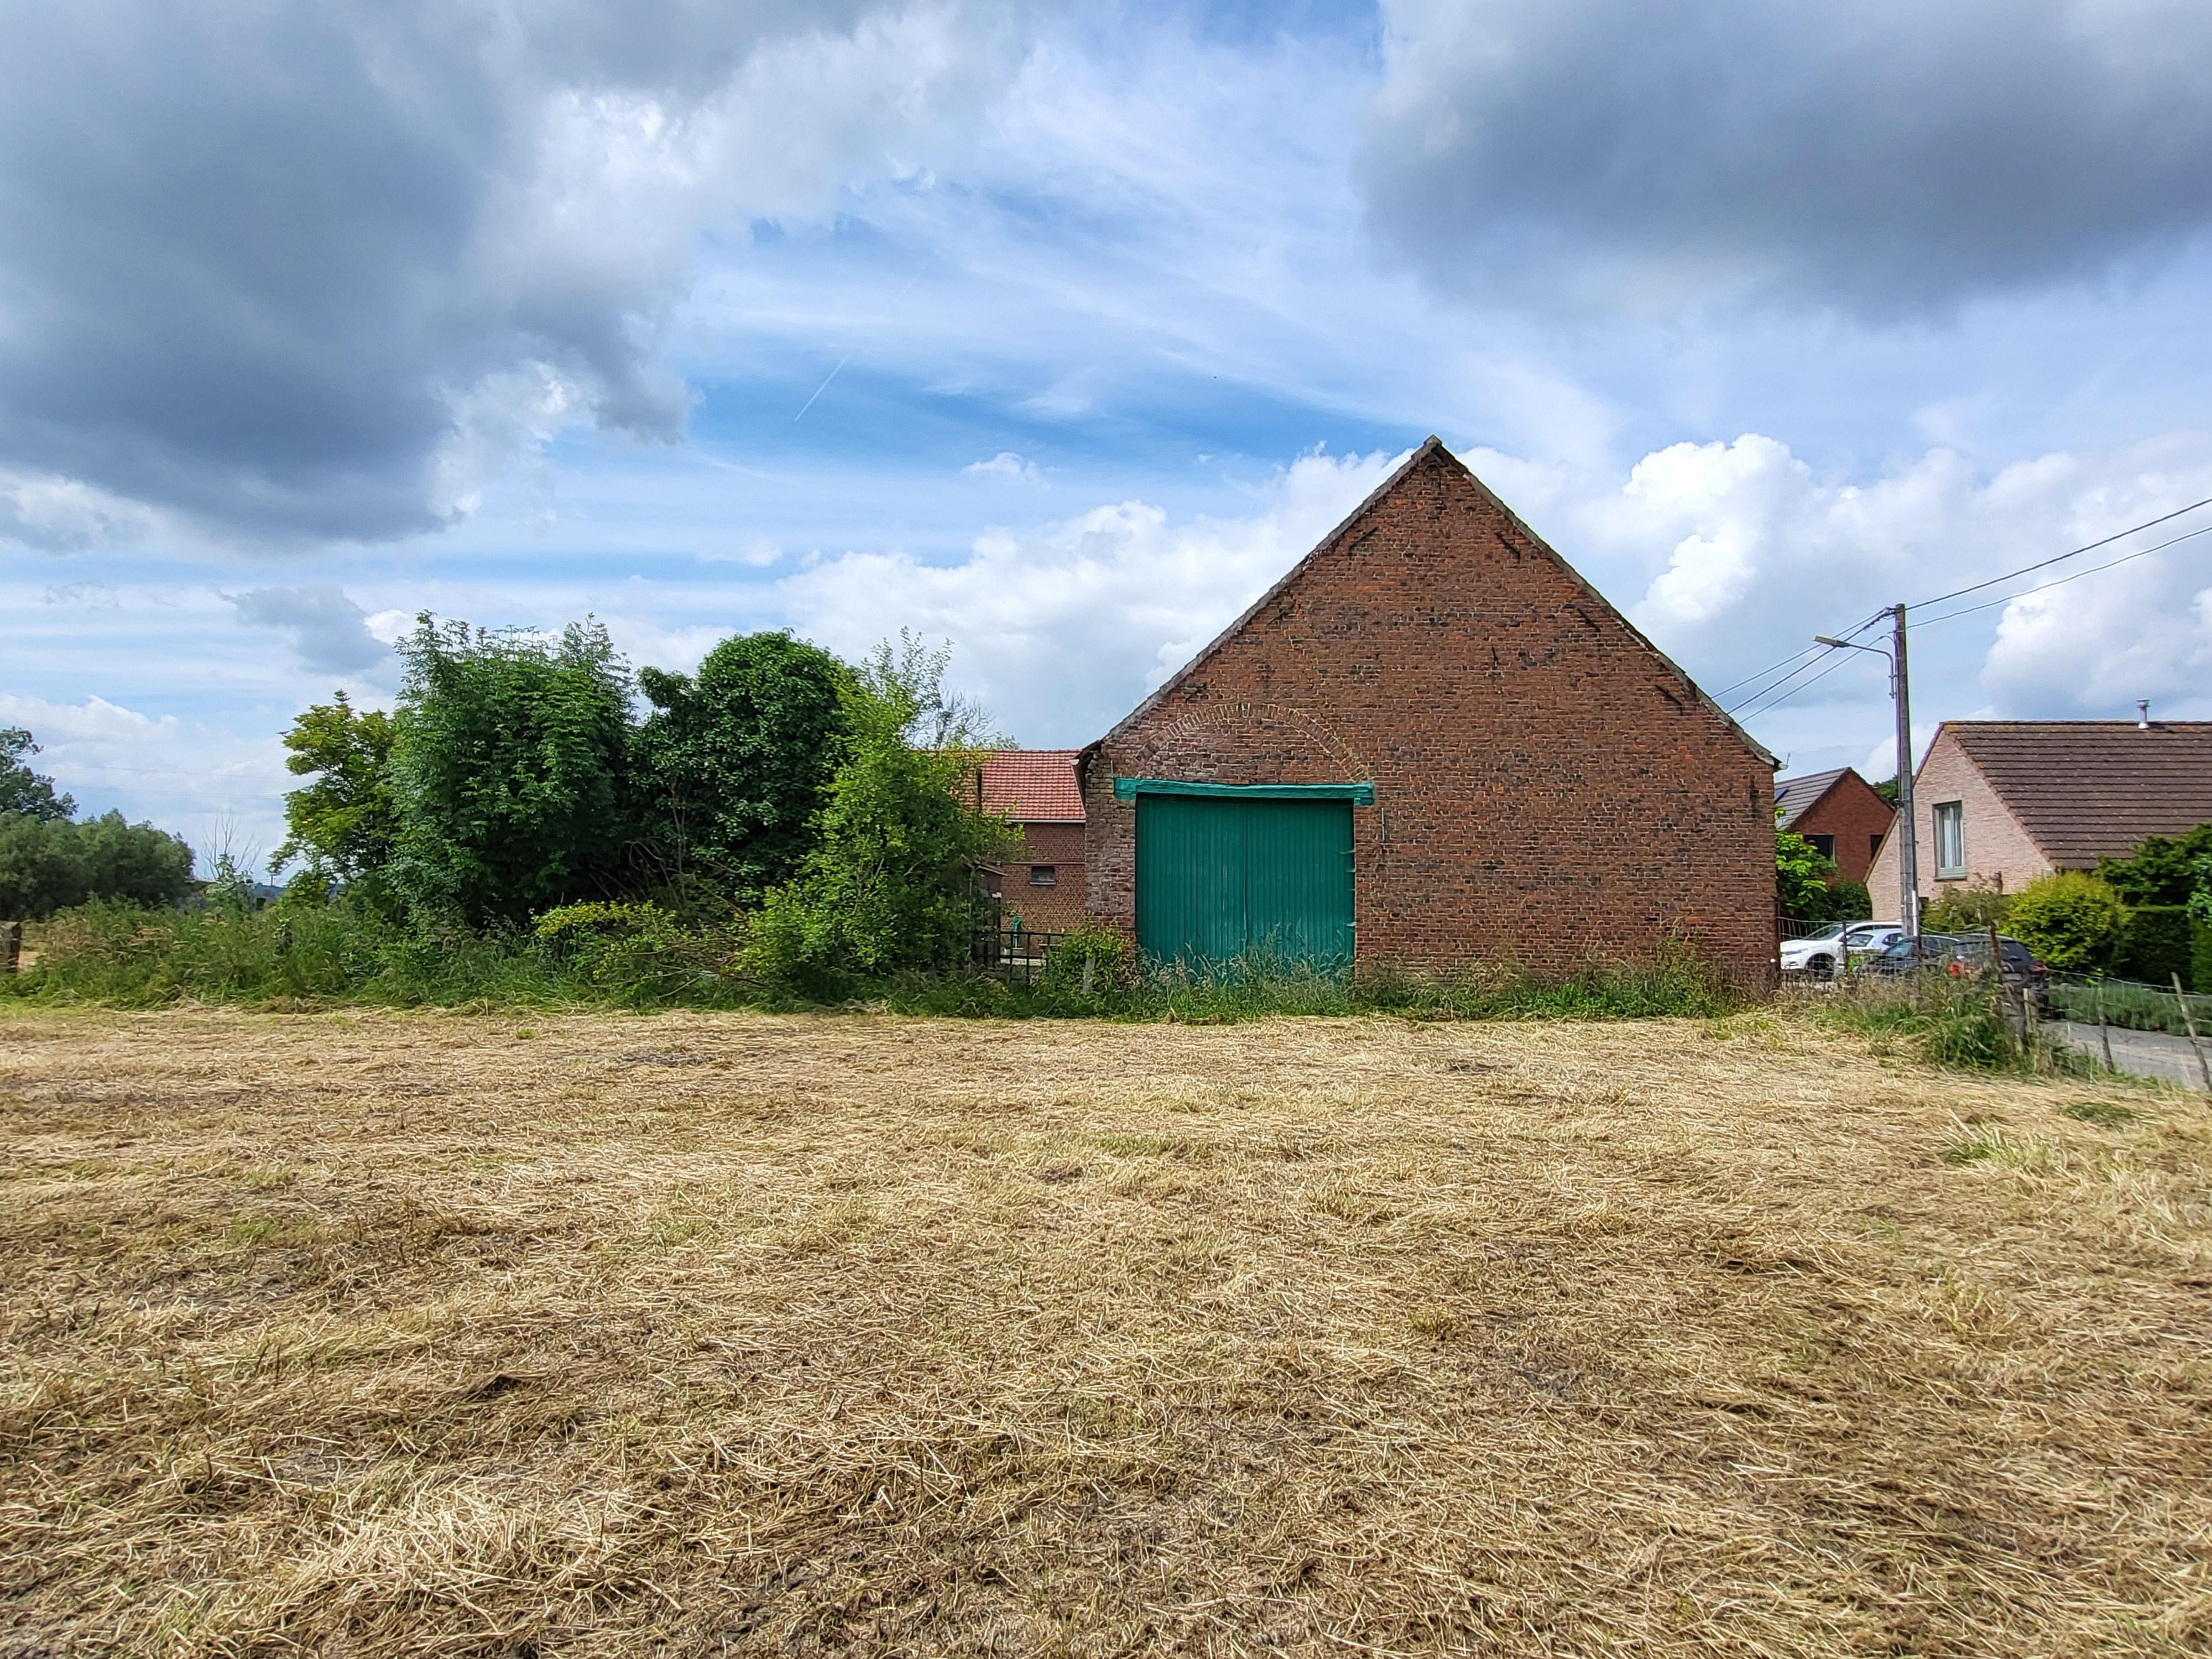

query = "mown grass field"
[3, 1005, 2209, 1656]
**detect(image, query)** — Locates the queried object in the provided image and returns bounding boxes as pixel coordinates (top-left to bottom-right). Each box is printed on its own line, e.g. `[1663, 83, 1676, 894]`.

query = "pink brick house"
[1869, 719, 2212, 920]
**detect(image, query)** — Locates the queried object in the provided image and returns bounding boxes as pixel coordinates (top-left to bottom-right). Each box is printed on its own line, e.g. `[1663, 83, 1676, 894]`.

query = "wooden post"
[2173, 974, 2212, 1094]
[1988, 920, 2022, 1049]
[2097, 982, 2114, 1071]
[0, 920, 17, 977]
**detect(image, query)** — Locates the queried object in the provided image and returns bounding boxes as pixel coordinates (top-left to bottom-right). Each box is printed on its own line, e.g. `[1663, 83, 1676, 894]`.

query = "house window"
[1933, 802, 1965, 879]
[1805, 834, 1834, 862]
[1028, 865, 1057, 887]
[1870, 833, 1884, 862]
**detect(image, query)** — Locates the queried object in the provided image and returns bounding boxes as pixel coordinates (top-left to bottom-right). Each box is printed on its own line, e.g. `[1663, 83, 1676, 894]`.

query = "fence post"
[2172, 974, 2212, 1094]
[0, 920, 17, 976]
[1987, 920, 2023, 1050]
[2097, 981, 2114, 1071]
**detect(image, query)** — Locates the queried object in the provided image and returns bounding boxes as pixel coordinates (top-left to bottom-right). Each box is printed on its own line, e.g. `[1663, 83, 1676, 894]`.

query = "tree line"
[267, 616, 1014, 987]
[0, 731, 196, 919]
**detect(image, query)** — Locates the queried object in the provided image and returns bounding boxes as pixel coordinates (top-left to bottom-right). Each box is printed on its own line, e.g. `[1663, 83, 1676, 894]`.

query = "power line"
[1710, 608, 1885, 703]
[1912, 521, 2212, 631]
[1734, 649, 1858, 723]
[1908, 492, 2212, 611]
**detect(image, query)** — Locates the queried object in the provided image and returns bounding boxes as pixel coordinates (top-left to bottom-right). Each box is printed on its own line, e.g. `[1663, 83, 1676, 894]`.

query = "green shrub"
[2004, 872, 2125, 973]
[534, 901, 735, 1006]
[2195, 919, 2212, 996]
[1923, 885, 2013, 933]
[2117, 905, 2193, 987]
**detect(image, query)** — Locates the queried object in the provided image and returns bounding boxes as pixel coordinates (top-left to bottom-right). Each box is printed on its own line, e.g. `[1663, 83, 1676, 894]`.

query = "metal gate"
[1134, 793, 1353, 968]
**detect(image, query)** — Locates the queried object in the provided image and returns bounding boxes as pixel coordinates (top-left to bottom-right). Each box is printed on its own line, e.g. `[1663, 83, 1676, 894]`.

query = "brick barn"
[1074, 437, 1780, 984]
[974, 748, 1087, 932]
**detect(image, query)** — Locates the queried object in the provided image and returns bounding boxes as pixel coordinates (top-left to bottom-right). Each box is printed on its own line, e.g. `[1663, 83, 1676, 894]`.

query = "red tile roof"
[978, 749, 1085, 823]
[1946, 721, 2212, 867]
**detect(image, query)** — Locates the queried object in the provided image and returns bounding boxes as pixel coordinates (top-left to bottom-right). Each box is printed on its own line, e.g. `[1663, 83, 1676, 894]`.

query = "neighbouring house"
[1868, 719, 2212, 920]
[975, 748, 1088, 933]
[1775, 766, 1895, 888]
[1074, 437, 1780, 984]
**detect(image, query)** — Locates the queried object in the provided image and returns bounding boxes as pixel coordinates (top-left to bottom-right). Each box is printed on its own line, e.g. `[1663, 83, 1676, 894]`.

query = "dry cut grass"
[2, 1004, 2210, 1656]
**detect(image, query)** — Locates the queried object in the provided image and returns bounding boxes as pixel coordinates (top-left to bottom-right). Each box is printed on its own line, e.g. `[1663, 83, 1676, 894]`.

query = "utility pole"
[1814, 602, 1919, 938]
[1891, 604, 1919, 940]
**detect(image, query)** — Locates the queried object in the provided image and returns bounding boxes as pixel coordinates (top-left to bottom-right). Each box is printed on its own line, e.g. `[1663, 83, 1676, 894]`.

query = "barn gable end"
[1078, 436, 1778, 983]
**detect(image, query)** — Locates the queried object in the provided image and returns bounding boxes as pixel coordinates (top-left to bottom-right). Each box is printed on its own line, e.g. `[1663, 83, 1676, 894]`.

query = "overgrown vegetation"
[8, 900, 1740, 1024]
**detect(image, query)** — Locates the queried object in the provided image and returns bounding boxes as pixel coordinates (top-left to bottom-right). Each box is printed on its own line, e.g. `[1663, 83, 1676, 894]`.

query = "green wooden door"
[1135, 794, 1353, 968]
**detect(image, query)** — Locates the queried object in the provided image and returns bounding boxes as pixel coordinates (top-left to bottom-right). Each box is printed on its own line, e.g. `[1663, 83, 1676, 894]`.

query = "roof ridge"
[1084, 437, 1776, 773]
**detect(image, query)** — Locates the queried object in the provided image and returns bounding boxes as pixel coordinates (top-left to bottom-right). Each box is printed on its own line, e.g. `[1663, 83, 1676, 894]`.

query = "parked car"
[1780, 921, 1904, 978]
[1869, 932, 2050, 1013]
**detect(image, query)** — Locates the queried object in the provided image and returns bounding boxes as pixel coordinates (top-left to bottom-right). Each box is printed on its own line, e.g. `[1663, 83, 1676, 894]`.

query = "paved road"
[2053, 1020, 2211, 1092]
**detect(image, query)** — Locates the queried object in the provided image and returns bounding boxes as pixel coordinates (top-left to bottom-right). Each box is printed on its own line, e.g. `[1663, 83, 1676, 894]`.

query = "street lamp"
[1812, 609, 1919, 938]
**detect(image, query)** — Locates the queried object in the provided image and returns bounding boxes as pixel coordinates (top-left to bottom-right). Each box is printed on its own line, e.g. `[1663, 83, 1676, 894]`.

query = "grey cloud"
[0, 2, 1024, 544]
[228, 585, 389, 674]
[1358, 0, 2212, 319]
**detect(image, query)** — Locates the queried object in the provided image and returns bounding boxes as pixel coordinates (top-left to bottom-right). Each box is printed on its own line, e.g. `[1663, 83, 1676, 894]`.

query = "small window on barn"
[1029, 865, 1057, 887]
[1870, 833, 1884, 862]
[1806, 834, 1834, 861]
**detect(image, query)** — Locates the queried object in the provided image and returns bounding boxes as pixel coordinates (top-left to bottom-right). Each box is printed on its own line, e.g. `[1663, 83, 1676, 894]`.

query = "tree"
[632, 633, 852, 900]
[272, 692, 399, 894]
[2005, 871, 2126, 973]
[1776, 829, 1836, 922]
[1, 728, 75, 821]
[0, 811, 194, 920]
[387, 615, 635, 927]
[2098, 822, 2212, 906]
[748, 637, 1014, 986]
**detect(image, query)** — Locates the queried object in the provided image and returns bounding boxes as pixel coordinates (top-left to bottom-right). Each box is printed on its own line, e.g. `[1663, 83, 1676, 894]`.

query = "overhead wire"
[1911, 521, 2212, 630]
[1907, 492, 2212, 611]
[1732, 650, 1860, 724]
[1736, 497, 2211, 729]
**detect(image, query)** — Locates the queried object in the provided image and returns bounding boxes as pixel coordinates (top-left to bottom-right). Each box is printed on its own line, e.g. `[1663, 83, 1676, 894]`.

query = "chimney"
[2137, 699, 2151, 729]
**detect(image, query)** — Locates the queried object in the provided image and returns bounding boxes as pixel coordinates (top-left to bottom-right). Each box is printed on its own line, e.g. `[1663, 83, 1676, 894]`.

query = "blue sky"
[5, 0, 2210, 865]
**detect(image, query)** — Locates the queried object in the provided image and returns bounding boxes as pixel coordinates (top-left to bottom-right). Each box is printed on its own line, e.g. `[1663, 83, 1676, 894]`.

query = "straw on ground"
[2, 1006, 2208, 1655]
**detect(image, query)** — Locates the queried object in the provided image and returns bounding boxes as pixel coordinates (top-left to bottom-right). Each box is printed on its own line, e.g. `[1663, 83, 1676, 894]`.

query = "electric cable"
[1911, 521, 2212, 630]
[1907, 492, 2212, 611]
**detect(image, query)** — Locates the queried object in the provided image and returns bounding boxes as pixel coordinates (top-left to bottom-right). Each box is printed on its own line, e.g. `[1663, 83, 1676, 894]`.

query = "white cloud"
[0, 469, 166, 554]
[697, 536, 783, 566]
[781, 446, 1409, 741]
[964, 451, 1044, 484]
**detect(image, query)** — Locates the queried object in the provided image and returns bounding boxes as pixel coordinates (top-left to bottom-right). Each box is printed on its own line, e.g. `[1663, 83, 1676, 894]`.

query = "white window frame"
[1932, 801, 1966, 880]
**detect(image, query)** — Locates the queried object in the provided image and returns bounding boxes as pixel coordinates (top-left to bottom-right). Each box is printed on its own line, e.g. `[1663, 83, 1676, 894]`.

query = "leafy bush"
[2004, 872, 2125, 973]
[1776, 830, 1834, 921]
[743, 637, 1015, 993]
[2096, 822, 2212, 906]
[1923, 885, 2013, 933]
[534, 901, 735, 1005]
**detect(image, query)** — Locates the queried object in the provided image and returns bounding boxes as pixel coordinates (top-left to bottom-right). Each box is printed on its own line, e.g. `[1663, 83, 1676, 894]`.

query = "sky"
[5, 0, 2211, 868]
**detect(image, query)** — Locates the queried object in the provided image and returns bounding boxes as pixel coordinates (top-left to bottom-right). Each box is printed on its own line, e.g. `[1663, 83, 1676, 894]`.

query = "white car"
[1780, 921, 1904, 978]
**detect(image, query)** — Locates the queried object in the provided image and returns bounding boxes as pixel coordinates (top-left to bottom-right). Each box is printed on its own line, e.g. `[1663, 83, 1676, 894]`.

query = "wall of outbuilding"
[1079, 446, 1777, 987]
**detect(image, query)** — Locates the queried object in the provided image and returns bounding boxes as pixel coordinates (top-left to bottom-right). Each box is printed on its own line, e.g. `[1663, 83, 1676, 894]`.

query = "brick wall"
[1080, 444, 1777, 987]
[1867, 728, 2051, 919]
[1791, 774, 1896, 886]
[983, 820, 1088, 932]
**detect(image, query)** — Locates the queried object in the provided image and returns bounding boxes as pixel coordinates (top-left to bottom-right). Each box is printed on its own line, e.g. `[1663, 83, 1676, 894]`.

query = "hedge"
[2118, 906, 2194, 988]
